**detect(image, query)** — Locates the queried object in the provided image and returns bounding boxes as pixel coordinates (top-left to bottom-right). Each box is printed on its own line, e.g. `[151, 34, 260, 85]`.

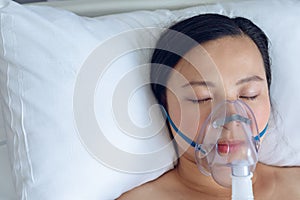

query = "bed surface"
[29, 0, 235, 17]
[0, 145, 17, 200]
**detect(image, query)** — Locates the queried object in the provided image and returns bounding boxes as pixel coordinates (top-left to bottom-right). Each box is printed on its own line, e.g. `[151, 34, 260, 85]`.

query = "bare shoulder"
[117, 169, 178, 200]
[255, 163, 300, 199]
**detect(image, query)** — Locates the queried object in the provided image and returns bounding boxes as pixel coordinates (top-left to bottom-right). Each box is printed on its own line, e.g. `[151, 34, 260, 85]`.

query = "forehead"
[171, 35, 265, 84]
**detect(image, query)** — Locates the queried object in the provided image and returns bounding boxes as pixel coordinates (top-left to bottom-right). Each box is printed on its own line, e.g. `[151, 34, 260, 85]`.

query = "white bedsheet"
[30, 0, 233, 17]
[0, 92, 16, 199]
[0, 145, 17, 200]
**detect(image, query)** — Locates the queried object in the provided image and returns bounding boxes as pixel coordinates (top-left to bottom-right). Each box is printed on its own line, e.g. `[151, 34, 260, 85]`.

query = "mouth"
[217, 140, 245, 156]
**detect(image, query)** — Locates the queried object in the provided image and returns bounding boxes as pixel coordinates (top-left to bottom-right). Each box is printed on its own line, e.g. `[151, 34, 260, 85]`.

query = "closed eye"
[239, 95, 258, 101]
[187, 97, 212, 104]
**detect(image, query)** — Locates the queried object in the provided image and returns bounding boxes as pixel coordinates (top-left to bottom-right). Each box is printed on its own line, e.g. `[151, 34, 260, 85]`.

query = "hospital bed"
[1, 0, 299, 199]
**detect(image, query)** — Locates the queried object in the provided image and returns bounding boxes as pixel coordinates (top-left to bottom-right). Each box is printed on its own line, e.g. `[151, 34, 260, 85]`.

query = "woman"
[119, 14, 300, 199]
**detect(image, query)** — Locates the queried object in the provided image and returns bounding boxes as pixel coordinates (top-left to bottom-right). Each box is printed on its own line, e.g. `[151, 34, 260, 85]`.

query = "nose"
[221, 120, 242, 137]
[214, 101, 246, 138]
[212, 101, 240, 128]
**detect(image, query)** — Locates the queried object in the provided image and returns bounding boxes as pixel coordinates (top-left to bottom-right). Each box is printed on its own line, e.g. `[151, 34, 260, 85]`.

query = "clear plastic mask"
[194, 100, 260, 187]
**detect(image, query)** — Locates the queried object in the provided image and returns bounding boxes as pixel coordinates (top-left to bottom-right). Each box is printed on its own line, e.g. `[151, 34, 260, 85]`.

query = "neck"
[175, 154, 258, 199]
[175, 155, 230, 198]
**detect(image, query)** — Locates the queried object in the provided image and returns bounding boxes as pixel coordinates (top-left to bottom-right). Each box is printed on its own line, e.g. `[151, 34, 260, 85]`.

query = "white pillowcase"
[0, 2, 177, 200]
[1, 0, 300, 200]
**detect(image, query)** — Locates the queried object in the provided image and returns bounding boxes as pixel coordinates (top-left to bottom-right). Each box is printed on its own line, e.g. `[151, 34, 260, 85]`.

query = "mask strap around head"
[254, 123, 268, 141]
[161, 107, 206, 154]
[162, 107, 268, 153]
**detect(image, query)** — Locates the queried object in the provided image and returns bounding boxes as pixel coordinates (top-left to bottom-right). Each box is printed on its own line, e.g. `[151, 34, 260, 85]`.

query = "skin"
[118, 36, 300, 200]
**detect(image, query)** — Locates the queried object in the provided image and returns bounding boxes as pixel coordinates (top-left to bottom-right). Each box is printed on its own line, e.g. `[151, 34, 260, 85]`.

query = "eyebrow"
[236, 75, 264, 85]
[181, 80, 215, 88]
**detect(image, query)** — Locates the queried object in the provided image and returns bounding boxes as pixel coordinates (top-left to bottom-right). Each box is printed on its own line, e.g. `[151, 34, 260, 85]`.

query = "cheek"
[167, 91, 212, 151]
[169, 107, 211, 160]
[250, 97, 271, 134]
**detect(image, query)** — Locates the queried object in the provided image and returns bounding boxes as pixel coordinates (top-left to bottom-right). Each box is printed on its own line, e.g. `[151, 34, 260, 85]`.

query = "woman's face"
[166, 35, 271, 159]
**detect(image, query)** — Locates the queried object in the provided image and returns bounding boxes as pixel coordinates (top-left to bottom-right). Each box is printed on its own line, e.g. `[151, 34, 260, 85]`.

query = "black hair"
[150, 13, 271, 108]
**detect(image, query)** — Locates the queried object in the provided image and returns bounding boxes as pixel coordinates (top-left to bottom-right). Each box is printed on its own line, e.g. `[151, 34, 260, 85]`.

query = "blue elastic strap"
[162, 108, 268, 153]
[254, 123, 268, 141]
[162, 108, 206, 154]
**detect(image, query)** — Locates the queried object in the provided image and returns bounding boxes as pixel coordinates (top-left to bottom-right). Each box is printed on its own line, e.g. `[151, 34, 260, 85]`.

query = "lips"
[217, 140, 245, 155]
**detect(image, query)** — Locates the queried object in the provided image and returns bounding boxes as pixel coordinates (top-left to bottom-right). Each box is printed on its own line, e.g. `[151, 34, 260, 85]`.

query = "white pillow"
[0, 1, 177, 200]
[1, 0, 300, 200]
